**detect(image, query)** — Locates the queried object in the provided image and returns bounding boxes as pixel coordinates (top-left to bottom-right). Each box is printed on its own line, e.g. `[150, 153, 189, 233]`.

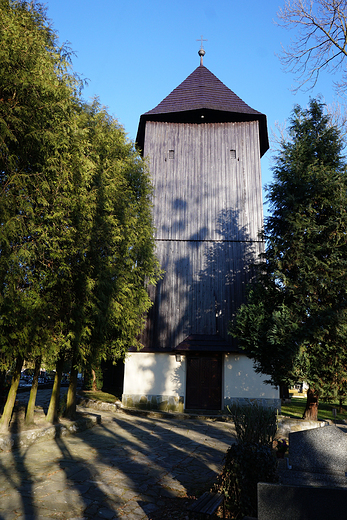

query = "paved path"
[16, 385, 70, 413]
[0, 392, 236, 520]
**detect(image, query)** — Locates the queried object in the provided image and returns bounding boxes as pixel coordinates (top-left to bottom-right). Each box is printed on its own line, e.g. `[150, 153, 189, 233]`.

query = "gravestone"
[257, 482, 347, 520]
[253, 425, 347, 520]
[289, 425, 347, 475]
[280, 424, 347, 487]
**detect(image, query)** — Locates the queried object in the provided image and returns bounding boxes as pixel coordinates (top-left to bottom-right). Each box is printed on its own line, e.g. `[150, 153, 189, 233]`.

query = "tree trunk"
[25, 356, 41, 426]
[339, 398, 344, 414]
[92, 369, 97, 392]
[0, 356, 23, 432]
[46, 356, 64, 424]
[302, 387, 319, 421]
[65, 362, 78, 420]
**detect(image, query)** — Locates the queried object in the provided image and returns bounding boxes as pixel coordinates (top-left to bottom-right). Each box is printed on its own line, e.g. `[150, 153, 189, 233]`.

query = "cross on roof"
[196, 35, 207, 65]
[196, 35, 207, 50]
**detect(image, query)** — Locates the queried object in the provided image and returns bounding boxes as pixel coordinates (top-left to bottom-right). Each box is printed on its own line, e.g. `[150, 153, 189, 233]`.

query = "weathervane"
[196, 35, 207, 66]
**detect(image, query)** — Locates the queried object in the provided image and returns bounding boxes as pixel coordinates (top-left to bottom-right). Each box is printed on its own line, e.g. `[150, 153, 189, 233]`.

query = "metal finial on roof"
[196, 35, 207, 66]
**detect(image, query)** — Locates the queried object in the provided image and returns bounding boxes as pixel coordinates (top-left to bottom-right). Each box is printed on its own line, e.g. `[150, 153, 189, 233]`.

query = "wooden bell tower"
[135, 49, 269, 409]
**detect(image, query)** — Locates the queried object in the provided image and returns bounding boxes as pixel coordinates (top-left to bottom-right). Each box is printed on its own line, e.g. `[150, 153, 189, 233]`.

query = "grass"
[78, 388, 121, 404]
[281, 397, 347, 422]
[77, 391, 347, 423]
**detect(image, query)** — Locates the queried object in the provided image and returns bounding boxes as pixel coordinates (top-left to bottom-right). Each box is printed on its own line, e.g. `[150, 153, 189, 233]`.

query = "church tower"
[122, 50, 279, 412]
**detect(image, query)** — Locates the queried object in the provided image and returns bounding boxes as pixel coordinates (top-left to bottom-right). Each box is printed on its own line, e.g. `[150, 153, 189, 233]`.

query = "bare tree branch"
[277, 0, 347, 93]
[270, 99, 347, 156]
[326, 97, 347, 142]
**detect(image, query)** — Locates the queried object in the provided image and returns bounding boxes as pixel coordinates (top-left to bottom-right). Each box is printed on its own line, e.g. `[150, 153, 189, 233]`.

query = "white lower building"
[122, 348, 279, 412]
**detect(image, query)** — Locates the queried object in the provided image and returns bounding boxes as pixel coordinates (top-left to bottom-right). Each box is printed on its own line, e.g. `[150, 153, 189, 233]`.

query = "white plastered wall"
[123, 352, 279, 407]
[224, 353, 278, 401]
[123, 352, 186, 397]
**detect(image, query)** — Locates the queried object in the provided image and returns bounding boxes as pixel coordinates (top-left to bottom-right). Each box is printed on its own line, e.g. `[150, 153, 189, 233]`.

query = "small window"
[230, 149, 236, 159]
[169, 149, 175, 159]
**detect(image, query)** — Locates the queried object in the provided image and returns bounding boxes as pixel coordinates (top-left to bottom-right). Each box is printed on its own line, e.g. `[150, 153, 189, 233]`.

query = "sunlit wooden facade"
[137, 63, 269, 354]
[142, 119, 264, 350]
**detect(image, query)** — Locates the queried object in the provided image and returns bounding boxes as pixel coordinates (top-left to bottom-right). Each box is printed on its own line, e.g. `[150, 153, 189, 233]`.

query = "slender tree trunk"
[25, 356, 41, 426]
[92, 369, 97, 392]
[65, 353, 78, 420]
[303, 387, 319, 421]
[339, 398, 344, 414]
[46, 356, 64, 424]
[0, 356, 23, 432]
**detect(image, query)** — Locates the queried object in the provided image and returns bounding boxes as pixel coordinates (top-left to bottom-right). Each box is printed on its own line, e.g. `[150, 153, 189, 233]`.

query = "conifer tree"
[232, 99, 347, 420]
[0, 0, 82, 430]
[62, 101, 160, 420]
[0, 1, 160, 428]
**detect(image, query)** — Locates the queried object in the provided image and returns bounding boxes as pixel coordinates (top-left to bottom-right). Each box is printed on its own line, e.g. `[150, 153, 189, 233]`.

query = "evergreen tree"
[0, 0, 82, 430]
[0, 1, 160, 428]
[232, 99, 347, 420]
[62, 101, 160, 420]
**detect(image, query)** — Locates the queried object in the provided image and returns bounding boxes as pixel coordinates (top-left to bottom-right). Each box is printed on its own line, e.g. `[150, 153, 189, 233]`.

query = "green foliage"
[218, 404, 278, 518]
[276, 439, 288, 454]
[0, 0, 82, 369]
[0, 1, 161, 422]
[218, 442, 278, 519]
[228, 403, 277, 446]
[78, 101, 161, 368]
[231, 99, 347, 402]
[83, 366, 103, 391]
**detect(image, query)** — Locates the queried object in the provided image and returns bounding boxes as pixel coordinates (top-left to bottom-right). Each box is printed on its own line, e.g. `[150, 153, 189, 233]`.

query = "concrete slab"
[258, 482, 347, 520]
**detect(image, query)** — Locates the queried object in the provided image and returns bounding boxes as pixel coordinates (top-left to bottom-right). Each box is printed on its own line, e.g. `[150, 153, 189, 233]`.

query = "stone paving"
[0, 389, 236, 519]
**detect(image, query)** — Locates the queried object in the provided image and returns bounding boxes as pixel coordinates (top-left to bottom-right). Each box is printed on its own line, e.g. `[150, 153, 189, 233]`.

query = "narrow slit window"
[230, 149, 236, 159]
[169, 149, 175, 159]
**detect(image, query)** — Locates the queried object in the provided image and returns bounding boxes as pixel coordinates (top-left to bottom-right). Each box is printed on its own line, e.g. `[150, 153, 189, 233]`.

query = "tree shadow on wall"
[194, 207, 261, 340]
[145, 206, 262, 350]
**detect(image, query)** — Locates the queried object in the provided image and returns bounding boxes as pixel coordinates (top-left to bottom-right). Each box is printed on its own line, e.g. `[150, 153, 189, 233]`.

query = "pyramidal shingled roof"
[146, 65, 260, 116]
[136, 64, 269, 157]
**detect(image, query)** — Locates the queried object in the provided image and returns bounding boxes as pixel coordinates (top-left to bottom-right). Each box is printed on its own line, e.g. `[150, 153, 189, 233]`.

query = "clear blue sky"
[46, 0, 337, 212]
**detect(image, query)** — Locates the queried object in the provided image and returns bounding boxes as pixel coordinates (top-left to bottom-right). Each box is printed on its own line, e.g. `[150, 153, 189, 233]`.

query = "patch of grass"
[79, 389, 121, 404]
[281, 397, 347, 422]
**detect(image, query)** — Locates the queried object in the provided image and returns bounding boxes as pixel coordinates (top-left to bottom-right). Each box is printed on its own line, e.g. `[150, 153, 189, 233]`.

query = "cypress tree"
[0, 1, 160, 428]
[232, 99, 347, 420]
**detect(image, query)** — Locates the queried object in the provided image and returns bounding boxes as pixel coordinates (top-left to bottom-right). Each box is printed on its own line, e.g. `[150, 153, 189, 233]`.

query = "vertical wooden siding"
[143, 121, 264, 350]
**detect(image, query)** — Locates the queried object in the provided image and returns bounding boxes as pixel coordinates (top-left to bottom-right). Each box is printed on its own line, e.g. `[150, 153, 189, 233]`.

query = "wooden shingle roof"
[146, 65, 261, 116]
[136, 64, 269, 157]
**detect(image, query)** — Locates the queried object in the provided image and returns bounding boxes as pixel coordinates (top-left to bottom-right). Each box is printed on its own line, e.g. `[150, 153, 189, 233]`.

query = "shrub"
[228, 402, 277, 446]
[217, 403, 279, 517]
[218, 442, 278, 519]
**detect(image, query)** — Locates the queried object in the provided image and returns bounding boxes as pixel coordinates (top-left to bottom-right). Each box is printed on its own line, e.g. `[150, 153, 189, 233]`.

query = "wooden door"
[186, 354, 222, 410]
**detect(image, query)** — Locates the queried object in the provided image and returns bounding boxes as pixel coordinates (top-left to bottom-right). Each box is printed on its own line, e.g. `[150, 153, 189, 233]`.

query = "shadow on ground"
[0, 407, 235, 519]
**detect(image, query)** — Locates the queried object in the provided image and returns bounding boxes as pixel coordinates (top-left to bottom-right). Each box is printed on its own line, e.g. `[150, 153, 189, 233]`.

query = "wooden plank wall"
[143, 121, 264, 350]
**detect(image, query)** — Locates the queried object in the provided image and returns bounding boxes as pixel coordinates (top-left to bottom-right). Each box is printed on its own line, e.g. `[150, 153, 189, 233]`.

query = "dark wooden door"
[186, 354, 222, 410]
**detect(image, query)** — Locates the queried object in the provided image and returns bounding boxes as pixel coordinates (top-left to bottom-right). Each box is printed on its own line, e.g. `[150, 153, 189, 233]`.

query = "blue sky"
[45, 0, 338, 212]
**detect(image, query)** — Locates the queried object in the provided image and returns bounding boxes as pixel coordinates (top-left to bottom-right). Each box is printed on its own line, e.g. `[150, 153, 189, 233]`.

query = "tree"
[277, 0, 347, 94]
[0, 0, 82, 430]
[62, 100, 161, 420]
[232, 99, 347, 420]
[0, 1, 160, 428]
